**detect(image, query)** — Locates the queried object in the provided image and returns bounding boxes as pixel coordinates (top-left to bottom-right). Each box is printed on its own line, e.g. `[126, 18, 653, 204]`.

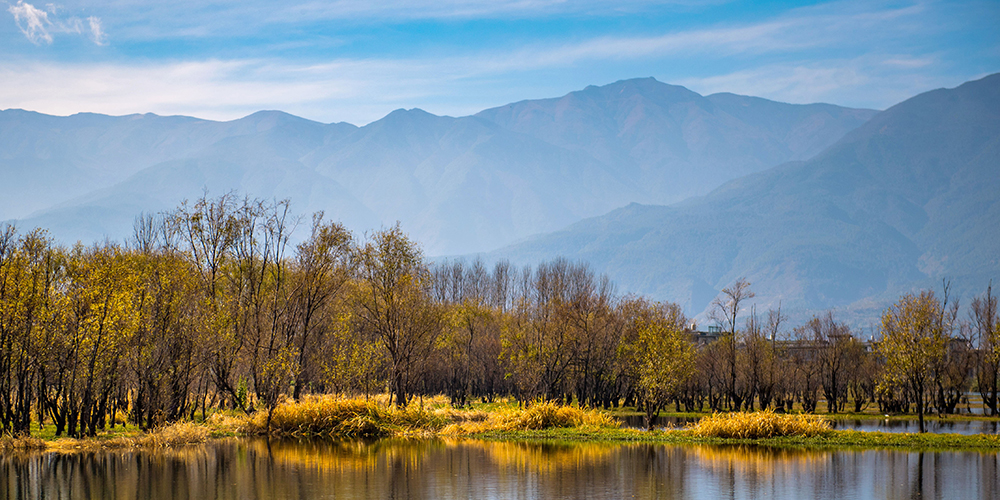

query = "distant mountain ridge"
[490, 73, 1000, 326]
[3, 78, 876, 255]
[477, 78, 875, 202]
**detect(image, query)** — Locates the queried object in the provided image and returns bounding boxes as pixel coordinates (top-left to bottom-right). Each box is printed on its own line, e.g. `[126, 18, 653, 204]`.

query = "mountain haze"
[478, 78, 876, 203]
[4, 78, 876, 254]
[492, 74, 1000, 325]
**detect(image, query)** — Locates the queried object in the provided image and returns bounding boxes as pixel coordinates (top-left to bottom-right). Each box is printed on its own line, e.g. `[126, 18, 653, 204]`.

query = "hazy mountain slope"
[491, 73, 1000, 324]
[22, 123, 378, 244]
[6, 78, 876, 253]
[306, 109, 639, 254]
[477, 78, 877, 204]
[0, 109, 356, 220]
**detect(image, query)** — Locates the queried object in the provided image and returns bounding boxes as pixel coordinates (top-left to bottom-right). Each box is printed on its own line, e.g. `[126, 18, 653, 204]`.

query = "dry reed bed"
[0, 422, 209, 453]
[242, 397, 620, 438]
[47, 422, 210, 452]
[441, 400, 620, 435]
[243, 396, 449, 438]
[0, 435, 47, 452]
[688, 410, 832, 439]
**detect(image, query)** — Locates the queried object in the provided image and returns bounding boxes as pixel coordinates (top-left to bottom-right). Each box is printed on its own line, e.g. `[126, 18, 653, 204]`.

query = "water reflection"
[620, 414, 1000, 435]
[618, 415, 700, 429]
[0, 439, 997, 499]
[829, 418, 1000, 435]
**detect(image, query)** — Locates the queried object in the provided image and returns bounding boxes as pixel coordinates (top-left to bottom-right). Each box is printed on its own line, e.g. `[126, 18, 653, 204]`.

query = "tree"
[710, 278, 755, 411]
[741, 306, 779, 411]
[971, 283, 999, 415]
[172, 193, 243, 412]
[439, 300, 494, 407]
[631, 301, 695, 430]
[127, 232, 201, 429]
[0, 227, 59, 435]
[352, 224, 440, 407]
[61, 244, 142, 437]
[710, 277, 755, 336]
[805, 312, 854, 414]
[289, 213, 354, 399]
[878, 291, 947, 433]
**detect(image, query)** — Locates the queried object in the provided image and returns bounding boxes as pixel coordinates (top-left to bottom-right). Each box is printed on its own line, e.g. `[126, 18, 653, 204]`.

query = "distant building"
[689, 325, 724, 346]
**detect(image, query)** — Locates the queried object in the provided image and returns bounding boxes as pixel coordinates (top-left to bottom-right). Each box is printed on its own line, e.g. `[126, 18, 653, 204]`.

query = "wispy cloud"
[0, 58, 484, 124]
[673, 55, 954, 109]
[512, 1, 929, 67]
[0, 0, 993, 123]
[7, 1, 107, 45]
[88, 16, 107, 45]
[8, 0, 52, 44]
[278, 0, 695, 21]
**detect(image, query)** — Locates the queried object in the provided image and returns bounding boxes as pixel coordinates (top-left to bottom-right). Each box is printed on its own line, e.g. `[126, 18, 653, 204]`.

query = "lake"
[1, 438, 997, 499]
[619, 414, 1000, 435]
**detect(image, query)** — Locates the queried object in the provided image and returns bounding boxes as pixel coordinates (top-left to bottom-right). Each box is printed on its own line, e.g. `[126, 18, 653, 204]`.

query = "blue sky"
[2, 0, 997, 124]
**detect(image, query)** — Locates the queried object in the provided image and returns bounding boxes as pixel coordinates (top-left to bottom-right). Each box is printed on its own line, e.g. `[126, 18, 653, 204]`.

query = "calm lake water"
[1, 438, 997, 499]
[619, 415, 1000, 435]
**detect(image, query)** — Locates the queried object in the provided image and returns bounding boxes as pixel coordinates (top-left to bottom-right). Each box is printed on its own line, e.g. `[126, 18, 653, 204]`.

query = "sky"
[1, 0, 998, 125]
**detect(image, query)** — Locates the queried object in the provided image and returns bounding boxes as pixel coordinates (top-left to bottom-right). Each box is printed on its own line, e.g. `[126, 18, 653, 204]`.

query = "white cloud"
[0, 1, 982, 121]
[88, 16, 106, 45]
[8, 0, 53, 44]
[672, 55, 958, 110]
[0, 58, 490, 124]
[7, 1, 107, 45]
[511, 1, 929, 67]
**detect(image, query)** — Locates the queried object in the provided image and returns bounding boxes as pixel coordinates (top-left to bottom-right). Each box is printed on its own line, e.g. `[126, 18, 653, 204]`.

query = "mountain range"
[2, 78, 875, 255]
[6, 73, 998, 326]
[491, 73, 1000, 326]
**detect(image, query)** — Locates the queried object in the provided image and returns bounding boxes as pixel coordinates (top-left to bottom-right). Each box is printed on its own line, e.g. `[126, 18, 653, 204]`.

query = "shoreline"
[5, 398, 998, 454]
[5, 423, 999, 454]
[465, 428, 1000, 452]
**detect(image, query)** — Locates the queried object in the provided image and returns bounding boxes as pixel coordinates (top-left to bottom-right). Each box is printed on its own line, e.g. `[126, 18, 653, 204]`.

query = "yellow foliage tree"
[632, 303, 695, 430]
[877, 291, 947, 433]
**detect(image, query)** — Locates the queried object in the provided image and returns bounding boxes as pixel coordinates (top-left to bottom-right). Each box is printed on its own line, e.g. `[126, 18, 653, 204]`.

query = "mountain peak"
[369, 107, 452, 130]
[234, 110, 326, 132]
[493, 72, 1000, 325]
[576, 76, 699, 103]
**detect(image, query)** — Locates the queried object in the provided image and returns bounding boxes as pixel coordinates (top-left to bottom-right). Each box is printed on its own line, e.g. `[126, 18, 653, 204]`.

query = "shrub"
[137, 422, 209, 447]
[0, 434, 46, 451]
[244, 395, 449, 438]
[689, 410, 831, 439]
[442, 400, 619, 434]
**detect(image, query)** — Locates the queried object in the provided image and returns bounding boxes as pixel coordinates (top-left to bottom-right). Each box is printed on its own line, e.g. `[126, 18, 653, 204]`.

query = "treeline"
[1, 194, 998, 436]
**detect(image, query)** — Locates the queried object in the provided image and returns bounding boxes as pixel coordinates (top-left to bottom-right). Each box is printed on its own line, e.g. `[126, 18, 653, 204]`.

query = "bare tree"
[710, 278, 755, 410]
[971, 282, 999, 415]
[711, 277, 755, 334]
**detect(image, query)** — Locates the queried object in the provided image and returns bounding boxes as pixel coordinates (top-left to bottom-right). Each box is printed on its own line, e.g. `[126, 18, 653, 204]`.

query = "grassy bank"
[468, 409, 1000, 451]
[470, 426, 1000, 452]
[240, 399, 1000, 451]
[240, 396, 618, 438]
[607, 405, 1000, 423]
[6, 397, 1000, 453]
[2, 422, 210, 453]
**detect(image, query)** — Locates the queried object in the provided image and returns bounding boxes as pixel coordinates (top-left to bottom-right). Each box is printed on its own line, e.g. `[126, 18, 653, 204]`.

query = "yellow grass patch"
[0, 434, 46, 451]
[689, 410, 832, 439]
[441, 400, 619, 435]
[243, 395, 448, 438]
[47, 422, 208, 452]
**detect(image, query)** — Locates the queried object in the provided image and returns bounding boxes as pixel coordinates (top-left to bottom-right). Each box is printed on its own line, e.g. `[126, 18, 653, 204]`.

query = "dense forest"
[1, 194, 998, 437]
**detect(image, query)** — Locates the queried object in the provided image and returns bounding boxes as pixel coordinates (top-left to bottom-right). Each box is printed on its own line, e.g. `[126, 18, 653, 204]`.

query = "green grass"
[605, 405, 1000, 423]
[468, 427, 1000, 452]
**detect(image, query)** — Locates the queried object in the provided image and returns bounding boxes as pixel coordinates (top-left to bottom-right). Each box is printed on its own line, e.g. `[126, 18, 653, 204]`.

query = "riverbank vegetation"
[3, 394, 1000, 453]
[0, 193, 998, 441]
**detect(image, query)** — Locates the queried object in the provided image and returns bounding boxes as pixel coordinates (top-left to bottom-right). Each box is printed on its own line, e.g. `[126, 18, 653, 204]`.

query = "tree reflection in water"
[0, 439, 996, 499]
